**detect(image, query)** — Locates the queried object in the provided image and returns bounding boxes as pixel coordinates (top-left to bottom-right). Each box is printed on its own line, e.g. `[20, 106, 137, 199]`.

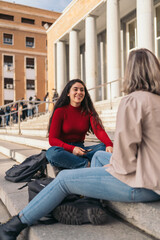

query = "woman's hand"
[103, 163, 112, 168]
[106, 146, 113, 153]
[73, 147, 86, 156]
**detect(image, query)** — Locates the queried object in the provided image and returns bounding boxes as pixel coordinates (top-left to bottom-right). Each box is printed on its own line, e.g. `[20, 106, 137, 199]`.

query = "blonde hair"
[123, 48, 160, 95]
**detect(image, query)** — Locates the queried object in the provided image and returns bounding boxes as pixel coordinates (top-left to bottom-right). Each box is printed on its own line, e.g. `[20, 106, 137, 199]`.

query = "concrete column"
[100, 41, 105, 100]
[137, 0, 154, 51]
[107, 0, 121, 99]
[85, 15, 97, 101]
[80, 53, 84, 81]
[56, 41, 67, 95]
[69, 30, 80, 80]
[53, 43, 57, 90]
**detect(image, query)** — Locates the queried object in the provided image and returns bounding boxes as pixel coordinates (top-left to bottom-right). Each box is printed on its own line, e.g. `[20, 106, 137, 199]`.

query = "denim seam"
[131, 189, 135, 201]
[50, 158, 88, 169]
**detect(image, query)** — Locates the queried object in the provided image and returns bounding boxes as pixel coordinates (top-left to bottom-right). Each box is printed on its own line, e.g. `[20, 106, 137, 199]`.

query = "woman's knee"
[46, 146, 62, 164]
[91, 151, 102, 167]
[56, 169, 71, 181]
[96, 143, 106, 151]
[92, 150, 106, 161]
[91, 151, 112, 167]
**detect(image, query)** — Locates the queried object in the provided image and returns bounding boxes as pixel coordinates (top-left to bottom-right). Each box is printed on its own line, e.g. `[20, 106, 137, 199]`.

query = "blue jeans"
[28, 109, 32, 117]
[19, 151, 160, 225]
[5, 114, 10, 126]
[46, 142, 106, 169]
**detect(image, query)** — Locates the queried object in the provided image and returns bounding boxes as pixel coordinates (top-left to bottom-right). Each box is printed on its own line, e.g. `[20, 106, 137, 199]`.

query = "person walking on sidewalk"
[46, 79, 113, 170]
[1, 48, 160, 240]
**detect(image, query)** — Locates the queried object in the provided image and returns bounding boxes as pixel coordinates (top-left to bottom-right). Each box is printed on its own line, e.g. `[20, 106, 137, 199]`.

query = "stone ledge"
[0, 155, 153, 240]
[0, 134, 49, 149]
[0, 137, 159, 239]
[103, 201, 160, 239]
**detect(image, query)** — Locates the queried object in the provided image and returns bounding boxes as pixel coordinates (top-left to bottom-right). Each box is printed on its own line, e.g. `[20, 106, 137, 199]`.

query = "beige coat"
[107, 91, 160, 190]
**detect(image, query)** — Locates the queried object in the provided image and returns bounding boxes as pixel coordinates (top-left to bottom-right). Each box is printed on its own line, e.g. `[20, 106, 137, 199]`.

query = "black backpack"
[27, 177, 80, 224]
[28, 177, 80, 202]
[5, 150, 48, 182]
[28, 177, 54, 201]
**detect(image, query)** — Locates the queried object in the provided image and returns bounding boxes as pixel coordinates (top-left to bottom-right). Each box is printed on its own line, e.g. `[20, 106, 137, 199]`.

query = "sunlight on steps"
[0, 101, 120, 136]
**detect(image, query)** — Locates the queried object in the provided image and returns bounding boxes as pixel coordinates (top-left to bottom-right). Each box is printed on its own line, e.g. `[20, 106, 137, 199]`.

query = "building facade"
[0, 1, 60, 105]
[47, 0, 160, 104]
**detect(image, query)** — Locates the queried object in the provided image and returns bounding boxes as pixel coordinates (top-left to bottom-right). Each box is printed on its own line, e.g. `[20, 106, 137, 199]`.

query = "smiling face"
[68, 82, 85, 107]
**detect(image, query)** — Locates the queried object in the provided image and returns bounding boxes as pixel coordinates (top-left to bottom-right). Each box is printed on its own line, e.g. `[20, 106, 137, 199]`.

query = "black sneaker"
[52, 198, 108, 225]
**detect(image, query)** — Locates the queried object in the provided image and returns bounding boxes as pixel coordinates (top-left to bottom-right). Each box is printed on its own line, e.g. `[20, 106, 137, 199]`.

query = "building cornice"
[0, 5, 59, 20]
[47, 0, 79, 33]
[49, 0, 105, 43]
[0, 47, 47, 56]
[0, 22, 47, 34]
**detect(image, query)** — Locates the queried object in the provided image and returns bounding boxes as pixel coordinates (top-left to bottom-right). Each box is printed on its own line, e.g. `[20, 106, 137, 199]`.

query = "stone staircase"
[0, 136, 159, 240]
[0, 112, 50, 137]
[100, 109, 117, 130]
[0, 98, 160, 239]
[0, 101, 118, 137]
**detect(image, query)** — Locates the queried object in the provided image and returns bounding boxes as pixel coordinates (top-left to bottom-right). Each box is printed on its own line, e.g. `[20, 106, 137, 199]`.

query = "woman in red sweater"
[46, 79, 113, 170]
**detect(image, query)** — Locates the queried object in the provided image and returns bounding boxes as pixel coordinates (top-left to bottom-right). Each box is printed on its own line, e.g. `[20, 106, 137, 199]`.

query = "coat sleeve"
[110, 95, 143, 175]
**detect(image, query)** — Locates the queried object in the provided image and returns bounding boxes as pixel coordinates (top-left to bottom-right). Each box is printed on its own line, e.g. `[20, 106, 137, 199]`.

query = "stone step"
[103, 124, 116, 130]
[0, 125, 116, 136]
[0, 123, 115, 136]
[0, 135, 160, 239]
[94, 96, 122, 113]
[0, 152, 157, 240]
[101, 115, 116, 120]
[0, 139, 55, 177]
[0, 106, 117, 136]
[0, 199, 25, 240]
[101, 109, 118, 114]
[0, 139, 43, 163]
[21, 118, 48, 125]
[9, 122, 48, 129]
[86, 132, 115, 142]
[0, 128, 48, 137]
[103, 200, 160, 240]
[0, 132, 114, 151]
[0, 133, 49, 149]
[100, 113, 117, 119]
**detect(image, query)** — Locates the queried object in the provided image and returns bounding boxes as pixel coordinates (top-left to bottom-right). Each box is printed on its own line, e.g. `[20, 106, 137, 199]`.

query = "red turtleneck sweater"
[49, 104, 113, 153]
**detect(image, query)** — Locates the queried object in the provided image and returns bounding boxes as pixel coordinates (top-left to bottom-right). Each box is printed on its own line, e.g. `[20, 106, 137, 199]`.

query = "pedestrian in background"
[44, 92, 49, 113]
[5, 105, 10, 126]
[28, 96, 33, 118]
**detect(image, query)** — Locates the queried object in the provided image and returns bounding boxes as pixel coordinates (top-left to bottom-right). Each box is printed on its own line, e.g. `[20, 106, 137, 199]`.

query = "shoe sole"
[53, 205, 83, 225]
[87, 208, 108, 225]
[52, 205, 107, 225]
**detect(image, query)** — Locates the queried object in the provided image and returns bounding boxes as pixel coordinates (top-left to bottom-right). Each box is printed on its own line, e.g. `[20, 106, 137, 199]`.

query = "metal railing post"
[18, 102, 21, 135]
[109, 82, 112, 109]
[87, 78, 122, 107]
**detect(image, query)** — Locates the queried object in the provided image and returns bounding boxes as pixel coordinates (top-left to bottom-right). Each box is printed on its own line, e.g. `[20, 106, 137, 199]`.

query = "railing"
[0, 99, 56, 135]
[0, 78, 122, 134]
[88, 78, 123, 109]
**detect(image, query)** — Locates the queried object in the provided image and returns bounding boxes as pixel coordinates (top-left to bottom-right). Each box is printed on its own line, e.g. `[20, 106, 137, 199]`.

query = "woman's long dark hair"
[48, 79, 104, 134]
